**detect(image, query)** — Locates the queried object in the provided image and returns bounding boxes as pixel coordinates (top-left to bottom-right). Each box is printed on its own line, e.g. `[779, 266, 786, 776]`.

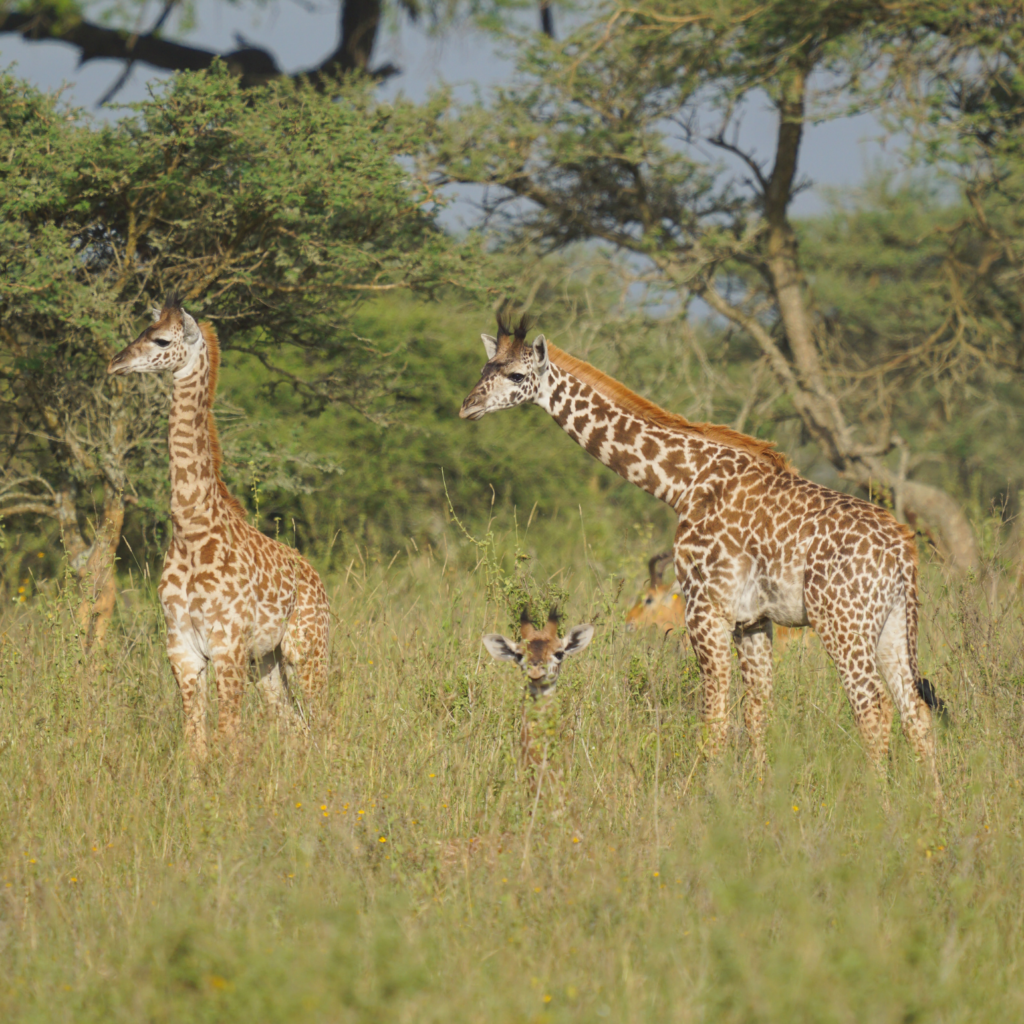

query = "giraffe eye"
[507, 372, 525, 384]
[154, 337, 171, 348]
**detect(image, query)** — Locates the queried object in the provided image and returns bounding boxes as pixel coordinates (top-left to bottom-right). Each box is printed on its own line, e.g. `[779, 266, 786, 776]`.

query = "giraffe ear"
[481, 634, 523, 664]
[151, 307, 162, 322]
[532, 334, 549, 376]
[181, 309, 201, 345]
[560, 624, 594, 657]
[481, 334, 499, 361]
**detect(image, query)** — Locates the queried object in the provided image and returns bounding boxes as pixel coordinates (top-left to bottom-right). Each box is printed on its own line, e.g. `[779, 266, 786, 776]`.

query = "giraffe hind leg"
[813, 617, 894, 776]
[876, 601, 942, 798]
[256, 650, 309, 733]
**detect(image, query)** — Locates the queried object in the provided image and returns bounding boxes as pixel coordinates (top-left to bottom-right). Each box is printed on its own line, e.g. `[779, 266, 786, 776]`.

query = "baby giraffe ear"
[181, 309, 202, 345]
[532, 334, 549, 376]
[481, 634, 523, 664]
[481, 334, 499, 361]
[151, 307, 162, 322]
[560, 624, 594, 657]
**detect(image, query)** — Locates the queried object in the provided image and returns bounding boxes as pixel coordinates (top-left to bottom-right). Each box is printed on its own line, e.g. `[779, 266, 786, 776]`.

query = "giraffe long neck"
[168, 348, 222, 527]
[536, 361, 714, 509]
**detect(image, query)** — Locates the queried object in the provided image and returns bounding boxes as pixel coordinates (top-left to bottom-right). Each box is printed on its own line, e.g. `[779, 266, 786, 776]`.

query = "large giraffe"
[460, 314, 942, 790]
[108, 297, 329, 758]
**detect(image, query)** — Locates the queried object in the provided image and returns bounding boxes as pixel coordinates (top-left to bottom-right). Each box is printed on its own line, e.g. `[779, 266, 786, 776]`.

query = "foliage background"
[4, 3, 1024, 1020]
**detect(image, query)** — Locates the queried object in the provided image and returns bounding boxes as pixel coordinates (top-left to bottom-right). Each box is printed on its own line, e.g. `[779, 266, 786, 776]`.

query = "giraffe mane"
[546, 343, 790, 472]
[200, 321, 248, 521]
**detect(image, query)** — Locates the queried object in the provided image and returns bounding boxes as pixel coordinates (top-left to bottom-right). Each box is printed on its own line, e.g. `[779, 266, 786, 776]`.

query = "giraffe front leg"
[685, 596, 735, 759]
[734, 620, 774, 768]
[166, 637, 209, 760]
[211, 654, 248, 752]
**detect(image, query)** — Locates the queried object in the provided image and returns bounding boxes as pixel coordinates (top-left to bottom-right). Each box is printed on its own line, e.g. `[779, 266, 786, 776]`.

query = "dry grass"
[1, 529, 1023, 1023]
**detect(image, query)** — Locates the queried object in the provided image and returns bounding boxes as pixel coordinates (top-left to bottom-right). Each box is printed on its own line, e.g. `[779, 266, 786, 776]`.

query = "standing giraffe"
[108, 296, 329, 758]
[460, 314, 942, 790]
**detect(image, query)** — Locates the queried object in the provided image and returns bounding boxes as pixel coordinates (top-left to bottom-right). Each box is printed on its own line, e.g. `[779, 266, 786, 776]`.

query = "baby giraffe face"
[107, 297, 203, 378]
[482, 607, 594, 698]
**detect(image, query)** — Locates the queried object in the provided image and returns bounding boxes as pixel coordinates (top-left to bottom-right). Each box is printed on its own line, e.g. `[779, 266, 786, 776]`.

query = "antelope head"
[625, 551, 686, 634]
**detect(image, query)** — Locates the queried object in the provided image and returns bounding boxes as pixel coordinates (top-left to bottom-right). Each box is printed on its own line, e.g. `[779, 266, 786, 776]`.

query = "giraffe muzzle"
[107, 352, 132, 376]
[459, 397, 486, 421]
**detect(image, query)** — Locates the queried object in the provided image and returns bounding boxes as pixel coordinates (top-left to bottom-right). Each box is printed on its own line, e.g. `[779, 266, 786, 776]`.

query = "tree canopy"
[0, 64, 481, 642]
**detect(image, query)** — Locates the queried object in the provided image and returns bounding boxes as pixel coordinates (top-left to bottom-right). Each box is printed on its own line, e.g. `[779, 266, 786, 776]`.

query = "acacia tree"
[428, 0, 986, 569]
[0, 66, 480, 646]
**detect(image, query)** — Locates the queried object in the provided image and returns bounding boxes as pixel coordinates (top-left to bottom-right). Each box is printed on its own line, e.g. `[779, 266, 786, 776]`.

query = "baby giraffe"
[482, 606, 594, 697]
[482, 607, 594, 798]
[108, 296, 329, 758]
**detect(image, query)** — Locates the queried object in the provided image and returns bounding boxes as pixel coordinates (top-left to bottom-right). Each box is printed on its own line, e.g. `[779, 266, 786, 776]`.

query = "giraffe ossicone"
[461, 310, 942, 795]
[108, 296, 330, 759]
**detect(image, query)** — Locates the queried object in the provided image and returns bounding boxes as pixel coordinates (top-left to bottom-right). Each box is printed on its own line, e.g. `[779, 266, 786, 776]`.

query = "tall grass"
[1, 517, 1023, 1022]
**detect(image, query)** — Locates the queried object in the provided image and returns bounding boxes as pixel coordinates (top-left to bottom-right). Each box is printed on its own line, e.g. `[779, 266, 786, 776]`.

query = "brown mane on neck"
[547, 343, 790, 472]
[200, 322, 248, 520]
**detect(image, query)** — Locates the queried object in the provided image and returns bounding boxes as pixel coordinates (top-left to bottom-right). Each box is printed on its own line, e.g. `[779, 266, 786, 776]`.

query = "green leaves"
[0, 64, 483, 558]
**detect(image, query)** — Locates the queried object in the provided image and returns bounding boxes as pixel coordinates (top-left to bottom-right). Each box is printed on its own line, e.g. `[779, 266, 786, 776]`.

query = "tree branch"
[1, 0, 399, 90]
[540, 1, 555, 40]
[0, 501, 56, 518]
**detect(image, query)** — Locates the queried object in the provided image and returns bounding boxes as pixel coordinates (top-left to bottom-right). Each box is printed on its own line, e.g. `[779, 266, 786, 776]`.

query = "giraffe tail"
[900, 533, 949, 722]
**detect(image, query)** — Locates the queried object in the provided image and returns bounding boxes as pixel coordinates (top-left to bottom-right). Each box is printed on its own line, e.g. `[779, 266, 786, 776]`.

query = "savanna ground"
[2, 511, 1023, 1023]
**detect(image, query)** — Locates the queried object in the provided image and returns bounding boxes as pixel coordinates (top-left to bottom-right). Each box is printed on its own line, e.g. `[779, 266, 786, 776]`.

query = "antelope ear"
[532, 334, 549, 376]
[151, 307, 162, 322]
[481, 333, 499, 360]
[481, 634, 523, 664]
[560, 624, 594, 657]
[181, 309, 202, 345]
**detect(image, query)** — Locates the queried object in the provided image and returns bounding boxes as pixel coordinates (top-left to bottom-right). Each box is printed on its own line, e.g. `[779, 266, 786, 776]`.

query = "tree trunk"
[540, 1, 555, 39]
[753, 68, 981, 572]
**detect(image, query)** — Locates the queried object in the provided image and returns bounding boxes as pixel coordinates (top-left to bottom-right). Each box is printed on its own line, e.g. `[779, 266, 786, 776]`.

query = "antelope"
[625, 551, 686, 636]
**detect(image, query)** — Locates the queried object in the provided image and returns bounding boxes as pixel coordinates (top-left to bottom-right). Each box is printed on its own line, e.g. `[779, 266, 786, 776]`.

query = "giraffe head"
[107, 295, 205, 377]
[459, 311, 549, 420]
[625, 552, 686, 634]
[482, 606, 594, 698]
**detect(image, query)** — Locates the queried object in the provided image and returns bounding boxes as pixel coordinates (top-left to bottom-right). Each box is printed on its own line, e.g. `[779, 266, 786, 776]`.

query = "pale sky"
[1, 0, 900, 221]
